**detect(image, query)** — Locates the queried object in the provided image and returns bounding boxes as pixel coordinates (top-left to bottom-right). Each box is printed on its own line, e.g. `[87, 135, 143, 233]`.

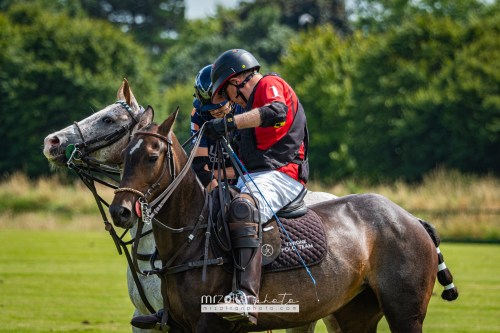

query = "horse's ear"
[117, 78, 140, 113]
[132, 105, 155, 134]
[158, 107, 179, 136]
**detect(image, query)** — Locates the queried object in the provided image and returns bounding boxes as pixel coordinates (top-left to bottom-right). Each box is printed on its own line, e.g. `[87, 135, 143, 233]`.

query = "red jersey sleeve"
[253, 76, 287, 107]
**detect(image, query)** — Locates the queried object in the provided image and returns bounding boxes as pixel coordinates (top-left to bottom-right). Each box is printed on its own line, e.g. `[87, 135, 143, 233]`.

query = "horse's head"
[109, 109, 181, 229]
[43, 79, 153, 168]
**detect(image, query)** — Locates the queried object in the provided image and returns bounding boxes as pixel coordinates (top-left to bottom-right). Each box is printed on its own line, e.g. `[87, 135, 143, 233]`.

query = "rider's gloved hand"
[204, 114, 237, 139]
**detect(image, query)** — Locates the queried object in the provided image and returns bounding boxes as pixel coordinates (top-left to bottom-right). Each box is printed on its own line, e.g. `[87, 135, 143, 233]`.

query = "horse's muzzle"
[43, 134, 69, 167]
[110, 203, 136, 229]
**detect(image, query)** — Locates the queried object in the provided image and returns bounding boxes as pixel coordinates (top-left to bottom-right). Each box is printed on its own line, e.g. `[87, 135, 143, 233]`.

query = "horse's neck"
[155, 170, 206, 259]
[129, 223, 156, 254]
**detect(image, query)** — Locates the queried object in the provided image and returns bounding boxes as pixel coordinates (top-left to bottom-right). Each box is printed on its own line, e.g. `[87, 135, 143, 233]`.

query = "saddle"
[210, 186, 328, 273]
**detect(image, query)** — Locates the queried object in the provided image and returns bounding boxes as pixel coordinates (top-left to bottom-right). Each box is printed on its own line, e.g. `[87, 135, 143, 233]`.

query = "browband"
[135, 131, 173, 145]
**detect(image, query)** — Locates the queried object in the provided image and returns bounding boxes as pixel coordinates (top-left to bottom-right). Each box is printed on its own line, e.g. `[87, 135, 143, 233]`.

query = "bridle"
[113, 123, 221, 278]
[113, 123, 239, 333]
[65, 100, 164, 315]
[114, 130, 176, 226]
[66, 101, 139, 187]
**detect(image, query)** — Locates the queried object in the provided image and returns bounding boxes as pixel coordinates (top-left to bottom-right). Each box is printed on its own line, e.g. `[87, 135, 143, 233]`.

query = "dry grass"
[308, 168, 500, 241]
[0, 172, 115, 231]
[1, 169, 499, 240]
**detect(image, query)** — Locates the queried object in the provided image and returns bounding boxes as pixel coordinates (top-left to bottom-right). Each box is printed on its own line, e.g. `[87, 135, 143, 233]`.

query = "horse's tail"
[418, 218, 459, 301]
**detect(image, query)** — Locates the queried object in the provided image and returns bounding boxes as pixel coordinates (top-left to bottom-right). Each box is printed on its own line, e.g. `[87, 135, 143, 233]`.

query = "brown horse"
[110, 110, 458, 333]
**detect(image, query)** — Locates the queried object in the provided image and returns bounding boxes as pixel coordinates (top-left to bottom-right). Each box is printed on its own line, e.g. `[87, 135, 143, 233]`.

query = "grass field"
[1, 229, 499, 333]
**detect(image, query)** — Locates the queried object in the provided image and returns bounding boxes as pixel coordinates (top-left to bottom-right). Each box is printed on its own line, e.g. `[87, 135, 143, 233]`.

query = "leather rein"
[66, 101, 162, 314]
[114, 123, 230, 281]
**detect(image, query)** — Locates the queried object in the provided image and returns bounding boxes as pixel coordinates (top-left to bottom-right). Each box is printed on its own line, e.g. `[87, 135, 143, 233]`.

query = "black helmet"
[211, 49, 260, 103]
[194, 64, 228, 120]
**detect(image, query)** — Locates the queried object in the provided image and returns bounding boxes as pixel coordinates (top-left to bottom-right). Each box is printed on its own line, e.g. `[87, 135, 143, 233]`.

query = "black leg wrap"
[218, 195, 261, 325]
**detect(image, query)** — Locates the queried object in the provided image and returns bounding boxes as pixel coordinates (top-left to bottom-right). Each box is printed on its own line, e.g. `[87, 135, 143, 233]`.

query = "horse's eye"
[103, 117, 114, 124]
[149, 156, 158, 163]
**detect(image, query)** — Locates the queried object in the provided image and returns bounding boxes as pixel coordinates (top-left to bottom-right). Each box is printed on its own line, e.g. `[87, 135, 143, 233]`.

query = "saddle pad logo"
[262, 244, 274, 257]
[282, 239, 313, 252]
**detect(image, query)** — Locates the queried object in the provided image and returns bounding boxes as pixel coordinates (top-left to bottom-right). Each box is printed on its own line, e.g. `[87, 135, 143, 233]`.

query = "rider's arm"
[193, 148, 217, 189]
[234, 78, 289, 129]
[191, 108, 236, 188]
[190, 109, 214, 188]
[193, 149, 235, 189]
[211, 167, 235, 181]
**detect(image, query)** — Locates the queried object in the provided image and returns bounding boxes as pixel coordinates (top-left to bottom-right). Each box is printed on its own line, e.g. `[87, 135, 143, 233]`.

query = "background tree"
[160, 0, 350, 85]
[280, 4, 500, 181]
[240, 0, 350, 35]
[0, 2, 161, 177]
[80, 0, 185, 53]
[0, 0, 186, 53]
[350, 0, 488, 33]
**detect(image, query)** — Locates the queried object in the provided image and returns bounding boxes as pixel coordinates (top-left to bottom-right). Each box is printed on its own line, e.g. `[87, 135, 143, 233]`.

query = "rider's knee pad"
[228, 196, 260, 224]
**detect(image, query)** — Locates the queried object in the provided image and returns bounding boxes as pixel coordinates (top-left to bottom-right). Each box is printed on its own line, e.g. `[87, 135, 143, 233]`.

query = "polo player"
[205, 49, 310, 325]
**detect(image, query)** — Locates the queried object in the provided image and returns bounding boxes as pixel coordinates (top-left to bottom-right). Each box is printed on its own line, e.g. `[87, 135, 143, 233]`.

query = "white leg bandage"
[438, 262, 447, 272]
[444, 283, 455, 290]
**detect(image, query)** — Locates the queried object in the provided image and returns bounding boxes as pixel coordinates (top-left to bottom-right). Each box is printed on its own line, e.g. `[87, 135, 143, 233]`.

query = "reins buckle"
[139, 197, 152, 225]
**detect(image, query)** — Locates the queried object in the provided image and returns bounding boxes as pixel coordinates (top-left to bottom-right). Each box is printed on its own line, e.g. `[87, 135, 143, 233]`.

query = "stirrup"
[223, 312, 251, 322]
[155, 323, 170, 331]
[221, 291, 256, 324]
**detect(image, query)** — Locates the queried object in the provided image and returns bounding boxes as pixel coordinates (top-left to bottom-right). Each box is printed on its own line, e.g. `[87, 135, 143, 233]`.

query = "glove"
[204, 114, 237, 139]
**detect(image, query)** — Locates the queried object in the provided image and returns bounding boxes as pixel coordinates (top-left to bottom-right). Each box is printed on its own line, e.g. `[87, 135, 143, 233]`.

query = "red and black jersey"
[239, 73, 309, 183]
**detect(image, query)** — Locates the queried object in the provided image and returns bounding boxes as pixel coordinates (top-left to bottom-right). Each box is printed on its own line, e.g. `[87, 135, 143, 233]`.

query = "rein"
[114, 122, 220, 277]
[113, 123, 234, 333]
[66, 101, 159, 314]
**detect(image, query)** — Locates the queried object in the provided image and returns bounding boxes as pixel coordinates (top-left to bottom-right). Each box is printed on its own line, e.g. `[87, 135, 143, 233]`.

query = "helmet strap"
[229, 71, 256, 104]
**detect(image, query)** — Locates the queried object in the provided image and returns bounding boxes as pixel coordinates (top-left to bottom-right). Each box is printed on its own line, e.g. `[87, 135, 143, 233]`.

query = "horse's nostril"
[120, 207, 131, 222]
[49, 137, 60, 148]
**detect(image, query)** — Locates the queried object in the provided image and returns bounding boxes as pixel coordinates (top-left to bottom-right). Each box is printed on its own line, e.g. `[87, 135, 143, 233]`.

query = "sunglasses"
[220, 83, 230, 100]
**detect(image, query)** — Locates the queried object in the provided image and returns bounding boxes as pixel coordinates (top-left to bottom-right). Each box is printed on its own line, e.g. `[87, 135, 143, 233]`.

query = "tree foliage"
[80, 0, 185, 52]
[0, 3, 159, 177]
[350, 0, 489, 33]
[160, 0, 349, 85]
[280, 5, 500, 181]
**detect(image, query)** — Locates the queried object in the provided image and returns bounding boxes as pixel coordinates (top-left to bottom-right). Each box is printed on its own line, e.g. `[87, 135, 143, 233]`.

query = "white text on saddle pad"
[282, 239, 314, 252]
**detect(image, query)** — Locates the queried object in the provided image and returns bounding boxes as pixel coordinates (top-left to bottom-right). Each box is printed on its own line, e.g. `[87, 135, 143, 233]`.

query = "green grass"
[0, 230, 499, 332]
[0, 230, 134, 332]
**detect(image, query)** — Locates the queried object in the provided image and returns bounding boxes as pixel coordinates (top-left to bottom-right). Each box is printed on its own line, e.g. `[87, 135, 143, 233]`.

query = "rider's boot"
[216, 195, 261, 325]
[130, 309, 167, 331]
